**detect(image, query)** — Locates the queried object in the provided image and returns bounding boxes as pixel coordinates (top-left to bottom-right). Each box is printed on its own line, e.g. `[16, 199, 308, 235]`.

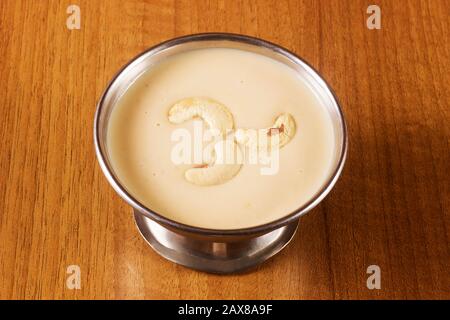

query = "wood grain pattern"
[0, 0, 449, 299]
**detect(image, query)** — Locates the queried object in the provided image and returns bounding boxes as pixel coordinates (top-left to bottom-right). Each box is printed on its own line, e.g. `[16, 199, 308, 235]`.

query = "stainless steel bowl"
[94, 33, 347, 274]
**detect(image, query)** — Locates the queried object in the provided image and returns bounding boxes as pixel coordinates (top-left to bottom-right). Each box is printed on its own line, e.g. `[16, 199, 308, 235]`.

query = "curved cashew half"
[235, 113, 296, 148]
[168, 97, 234, 134]
[184, 139, 243, 186]
[168, 97, 241, 186]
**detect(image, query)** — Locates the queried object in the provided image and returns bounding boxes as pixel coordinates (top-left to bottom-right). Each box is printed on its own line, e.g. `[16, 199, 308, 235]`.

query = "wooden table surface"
[0, 0, 449, 300]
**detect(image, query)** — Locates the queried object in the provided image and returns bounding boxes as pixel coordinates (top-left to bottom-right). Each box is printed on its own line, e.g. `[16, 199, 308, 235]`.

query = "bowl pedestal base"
[133, 210, 299, 274]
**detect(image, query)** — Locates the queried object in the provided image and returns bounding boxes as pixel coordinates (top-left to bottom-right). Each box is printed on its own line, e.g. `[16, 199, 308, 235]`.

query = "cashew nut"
[168, 97, 241, 186]
[235, 113, 296, 148]
[184, 139, 243, 186]
[168, 97, 234, 134]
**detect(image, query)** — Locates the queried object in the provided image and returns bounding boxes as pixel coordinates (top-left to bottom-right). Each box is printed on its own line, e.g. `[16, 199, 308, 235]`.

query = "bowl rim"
[94, 32, 348, 236]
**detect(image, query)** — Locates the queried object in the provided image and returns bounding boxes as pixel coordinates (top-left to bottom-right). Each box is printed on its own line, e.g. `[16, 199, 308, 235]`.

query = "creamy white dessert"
[107, 48, 336, 229]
